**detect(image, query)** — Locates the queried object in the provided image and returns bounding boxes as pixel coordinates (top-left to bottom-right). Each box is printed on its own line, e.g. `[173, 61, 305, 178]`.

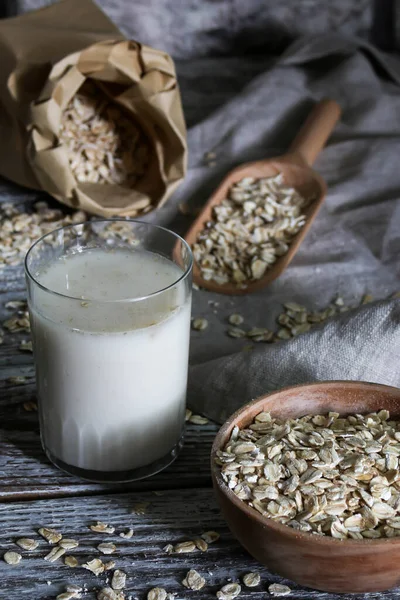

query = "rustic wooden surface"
[0, 488, 396, 600]
[0, 192, 398, 599]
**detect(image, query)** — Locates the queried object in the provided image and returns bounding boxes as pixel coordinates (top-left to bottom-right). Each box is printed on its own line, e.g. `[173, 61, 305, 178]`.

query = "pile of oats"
[0, 202, 87, 269]
[60, 82, 149, 190]
[216, 410, 400, 539]
[192, 173, 310, 287]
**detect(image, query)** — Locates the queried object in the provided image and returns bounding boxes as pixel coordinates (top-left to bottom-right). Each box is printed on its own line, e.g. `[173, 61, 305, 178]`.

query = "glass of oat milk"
[25, 220, 192, 482]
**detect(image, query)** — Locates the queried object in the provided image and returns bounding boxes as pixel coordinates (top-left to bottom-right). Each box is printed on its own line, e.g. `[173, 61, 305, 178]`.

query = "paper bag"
[0, 0, 187, 217]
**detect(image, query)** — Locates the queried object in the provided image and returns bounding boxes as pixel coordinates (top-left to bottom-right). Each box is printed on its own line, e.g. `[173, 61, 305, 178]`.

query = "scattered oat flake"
[182, 569, 206, 590]
[19, 340, 33, 352]
[192, 318, 208, 331]
[147, 588, 167, 600]
[185, 408, 193, 421]
[59, 539, 79, 550]
[5, 300, 26, 310]
[3, 551, 21, 564]
[193, 537, 208, 551]
[82, 558, 105, 576]
[163, 544, 173, 554]
[227, 327, 246, 338]
[243, 572, 260, 587]
[98, 542, 116, 554]
[44, 546, 66, 562]
[90, 521, 115, 534]
[7, 376, 26, 385]
[65, 556, 79, 568]
[111, 569, 127, 590]
[216, 582, 241, 599]
[23, 401, 38, 412]
[57, 589, 82, 600]
[189, 414, 209, 425]
[119, 528, 133, 539]
[201, 530, 220, 544]
[38, 527, 62, 544]
[268, 583, 291, 596]
[131, 502, 149, 515]
[174, 540, 196, 553]
[97, 589, 118, 600]
[228, 313, 244, 325]
[104, 560, 116, 571]
[16, 538, 38, 551]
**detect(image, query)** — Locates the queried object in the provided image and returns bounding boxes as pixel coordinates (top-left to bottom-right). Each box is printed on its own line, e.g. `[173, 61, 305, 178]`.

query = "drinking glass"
[25, 220, 192, 482]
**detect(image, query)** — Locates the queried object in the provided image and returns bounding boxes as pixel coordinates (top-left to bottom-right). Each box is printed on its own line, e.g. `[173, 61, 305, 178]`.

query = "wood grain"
[0, 487, 396, 599]
[0, 377, 217, 498]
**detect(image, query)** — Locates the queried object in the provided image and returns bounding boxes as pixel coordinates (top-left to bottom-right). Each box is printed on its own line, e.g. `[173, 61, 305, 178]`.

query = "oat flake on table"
[182, 568, 206, 590]
[268, 583, 292, 596]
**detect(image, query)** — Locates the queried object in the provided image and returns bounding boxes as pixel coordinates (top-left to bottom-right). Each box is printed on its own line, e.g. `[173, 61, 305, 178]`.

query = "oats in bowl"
[216, 408, 400, 540]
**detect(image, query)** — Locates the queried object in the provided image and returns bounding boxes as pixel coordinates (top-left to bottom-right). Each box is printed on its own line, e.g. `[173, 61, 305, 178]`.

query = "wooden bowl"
[211, 381, 400, 593]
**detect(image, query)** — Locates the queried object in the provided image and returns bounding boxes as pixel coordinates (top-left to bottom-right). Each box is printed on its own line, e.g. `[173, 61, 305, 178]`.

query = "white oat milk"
[28, 248, 191, 474]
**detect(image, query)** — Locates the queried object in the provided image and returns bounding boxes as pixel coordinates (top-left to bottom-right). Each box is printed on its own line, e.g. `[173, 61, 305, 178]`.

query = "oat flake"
[268, 583, 291, 596]
[147, 588, 167, 600]
[111, 569, 127, 590]
[243, 572, 260, 587]
[182, 569, 206, 590]
[16, 538, 38, 551]
[3, 551, 21, 565]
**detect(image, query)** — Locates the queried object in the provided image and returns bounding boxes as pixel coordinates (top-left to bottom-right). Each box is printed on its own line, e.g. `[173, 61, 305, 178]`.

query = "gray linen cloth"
[4, 3, 400, 423]
[188, 300, 400, 423]
[180, 36, 400, 423]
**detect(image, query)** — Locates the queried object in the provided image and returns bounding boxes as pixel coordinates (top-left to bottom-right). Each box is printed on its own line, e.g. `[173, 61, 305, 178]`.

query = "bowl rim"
[211, 379, 400, 547]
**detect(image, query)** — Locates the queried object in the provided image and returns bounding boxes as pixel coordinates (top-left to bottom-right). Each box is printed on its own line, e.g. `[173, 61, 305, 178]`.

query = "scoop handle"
[288, 98, 341, 166]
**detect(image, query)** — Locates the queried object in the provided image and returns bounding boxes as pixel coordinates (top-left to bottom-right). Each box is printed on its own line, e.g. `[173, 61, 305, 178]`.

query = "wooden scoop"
[184, 98, 341, 295]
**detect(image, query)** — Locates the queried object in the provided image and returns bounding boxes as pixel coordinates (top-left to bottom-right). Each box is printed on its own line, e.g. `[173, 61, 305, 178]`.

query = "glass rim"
[24, 219, 193, 304]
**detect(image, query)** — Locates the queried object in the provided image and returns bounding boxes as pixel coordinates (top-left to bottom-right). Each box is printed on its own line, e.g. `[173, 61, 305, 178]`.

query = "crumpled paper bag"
[0, 0, 187, 217]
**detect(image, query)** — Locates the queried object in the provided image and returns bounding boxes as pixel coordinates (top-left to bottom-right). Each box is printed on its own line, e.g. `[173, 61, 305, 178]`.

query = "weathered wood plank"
[0, 394, 217, 498]
[0, 331, 216, 499]
[0, 330, 217, 499]
[0, 487, 395, 600]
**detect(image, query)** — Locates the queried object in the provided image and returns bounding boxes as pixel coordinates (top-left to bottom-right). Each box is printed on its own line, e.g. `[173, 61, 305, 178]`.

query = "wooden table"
[0, 193, 395, 600]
